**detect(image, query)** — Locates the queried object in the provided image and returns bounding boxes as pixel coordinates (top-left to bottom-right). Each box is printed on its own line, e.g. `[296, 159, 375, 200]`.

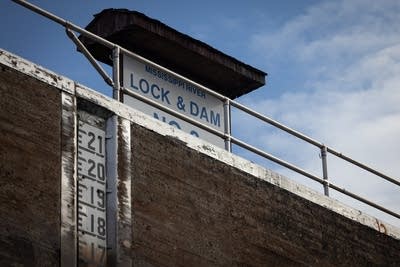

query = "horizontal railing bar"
[124, 86, 322, 186]
[329, 183, 400, 220]
[231, 100, 324, 148]
[231, 100, 400, 187]
[232, 136, 400, 220]
[12, 0, 116, 49]
[121, 87, 227, 139]
[231, 136, 325, 185]
[327, 147, 400, 187]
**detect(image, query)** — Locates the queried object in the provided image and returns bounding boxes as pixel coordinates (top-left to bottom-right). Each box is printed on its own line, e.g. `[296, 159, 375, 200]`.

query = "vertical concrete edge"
[60, 91, 77, 266]
[106, 115, 118, 265]
[117, 118, 133, 266]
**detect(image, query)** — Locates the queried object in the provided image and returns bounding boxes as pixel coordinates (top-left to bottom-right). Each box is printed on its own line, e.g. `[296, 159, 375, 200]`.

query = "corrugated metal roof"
[79, 9, 266, 99]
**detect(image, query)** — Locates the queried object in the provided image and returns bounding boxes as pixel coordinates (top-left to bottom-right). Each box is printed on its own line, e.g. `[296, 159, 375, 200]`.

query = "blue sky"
[1, 0, 399, 227]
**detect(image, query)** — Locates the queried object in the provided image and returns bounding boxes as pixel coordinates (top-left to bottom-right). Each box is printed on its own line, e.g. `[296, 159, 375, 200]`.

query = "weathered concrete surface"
[130, 124, 400, 267]
[0, 65, 61, 265]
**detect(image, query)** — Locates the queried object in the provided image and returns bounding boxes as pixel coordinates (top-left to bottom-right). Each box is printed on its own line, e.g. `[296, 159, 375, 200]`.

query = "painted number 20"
[88, 160, 105, 180]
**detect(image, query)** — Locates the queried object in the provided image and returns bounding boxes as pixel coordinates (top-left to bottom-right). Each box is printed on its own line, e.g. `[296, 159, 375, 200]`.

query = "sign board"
[77, 120, 107, 266]
[122, 54, 225, 148]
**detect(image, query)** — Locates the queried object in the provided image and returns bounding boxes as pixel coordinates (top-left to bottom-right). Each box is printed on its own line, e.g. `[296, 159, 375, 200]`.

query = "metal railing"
[12, 0, 400, 221]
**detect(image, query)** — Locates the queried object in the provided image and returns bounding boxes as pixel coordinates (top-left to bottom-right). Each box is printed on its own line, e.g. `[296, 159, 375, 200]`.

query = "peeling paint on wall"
[60, 92, 77, 267]
[117, 118, 132, 266]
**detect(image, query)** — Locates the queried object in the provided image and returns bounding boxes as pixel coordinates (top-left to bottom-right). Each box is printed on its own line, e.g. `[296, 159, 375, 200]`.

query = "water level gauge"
[77, 119, 107, 266]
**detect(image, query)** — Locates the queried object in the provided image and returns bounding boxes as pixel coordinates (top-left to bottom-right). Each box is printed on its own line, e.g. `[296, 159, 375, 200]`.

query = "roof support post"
[224, 98, 232, 152]
[113, 47, 121, 101]
[321, 145, 329, 196]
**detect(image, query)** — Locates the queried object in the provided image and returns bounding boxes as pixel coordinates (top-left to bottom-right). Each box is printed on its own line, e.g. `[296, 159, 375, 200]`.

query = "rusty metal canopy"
[79, 9, 266, 99]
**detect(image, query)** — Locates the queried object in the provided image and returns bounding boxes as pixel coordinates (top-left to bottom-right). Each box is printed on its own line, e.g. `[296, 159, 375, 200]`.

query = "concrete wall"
[0, 60, 61, 266]
[130, 123, 400, 267]
[1, 49, 400, 266]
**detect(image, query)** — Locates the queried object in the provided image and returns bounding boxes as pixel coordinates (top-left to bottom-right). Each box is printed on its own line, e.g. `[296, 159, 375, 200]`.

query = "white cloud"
[238, 0, 400, 226]
[251, 0, 400, 75]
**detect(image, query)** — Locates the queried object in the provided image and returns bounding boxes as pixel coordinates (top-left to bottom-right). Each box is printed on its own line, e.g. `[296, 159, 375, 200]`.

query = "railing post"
[112, 46, 120, 101]
[223, 98, 232, 152]
[321, 145, 329, 196]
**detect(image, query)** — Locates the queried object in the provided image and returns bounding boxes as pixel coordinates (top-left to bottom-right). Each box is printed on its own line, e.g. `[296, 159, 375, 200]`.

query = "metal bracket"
[65, 28, 114, 87]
